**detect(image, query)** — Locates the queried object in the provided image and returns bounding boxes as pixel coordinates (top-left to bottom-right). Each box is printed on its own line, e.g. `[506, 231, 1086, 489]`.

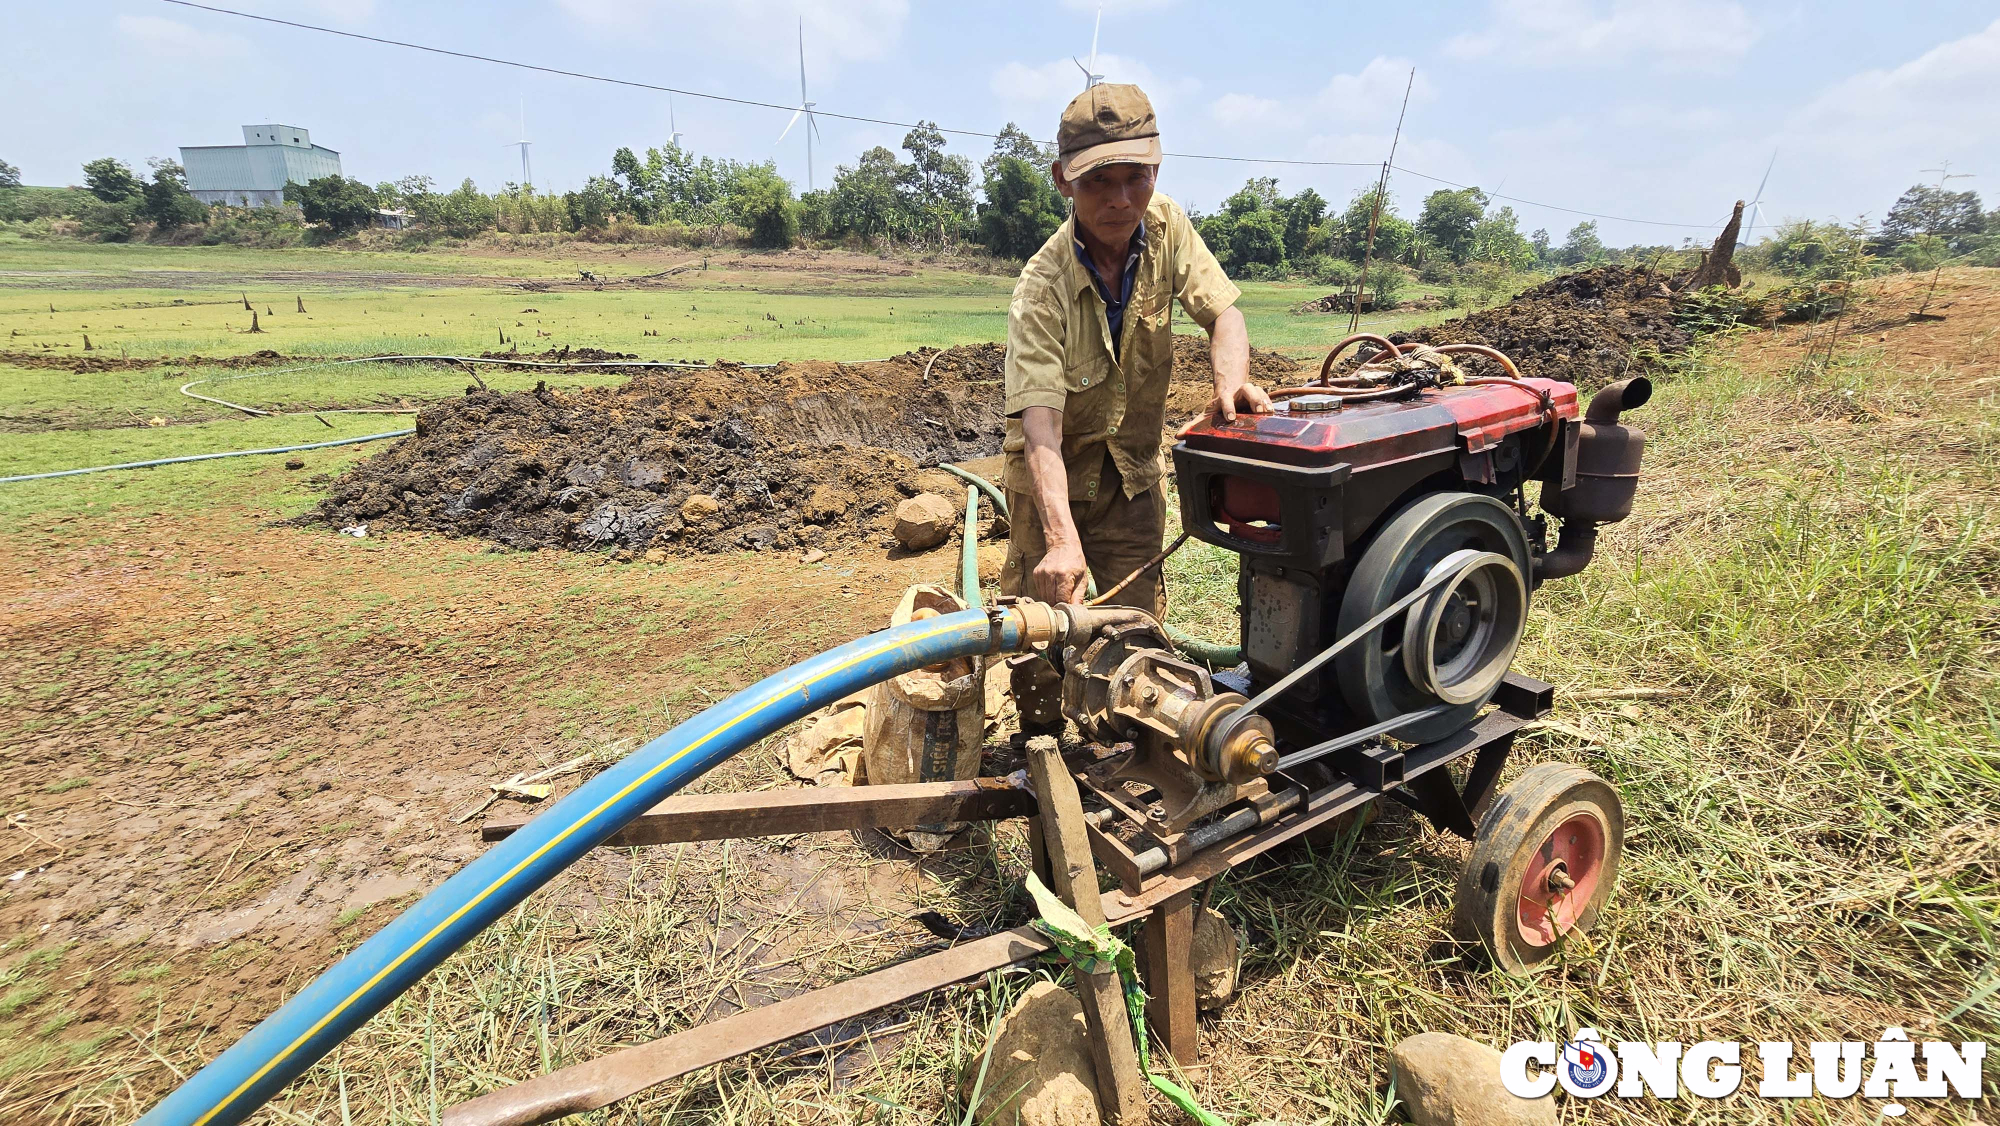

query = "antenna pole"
[1350, 67, 1415, 335]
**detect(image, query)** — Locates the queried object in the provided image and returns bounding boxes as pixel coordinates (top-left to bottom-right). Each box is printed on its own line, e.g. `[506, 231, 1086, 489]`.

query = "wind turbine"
[776, 19, 822, 190]
[669, 95, 684, 150]
[1072, 4, 1104, 88]
[506, 98, 533, 190]
[1745, 149, 1776, 238]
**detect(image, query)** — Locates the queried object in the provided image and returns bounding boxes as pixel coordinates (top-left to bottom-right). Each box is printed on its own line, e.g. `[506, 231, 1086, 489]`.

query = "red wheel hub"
[1516, 812, 1606, 947]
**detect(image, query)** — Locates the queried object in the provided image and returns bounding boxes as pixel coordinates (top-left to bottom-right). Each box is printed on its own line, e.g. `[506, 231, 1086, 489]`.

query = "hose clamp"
[993, 599, 1062, 652]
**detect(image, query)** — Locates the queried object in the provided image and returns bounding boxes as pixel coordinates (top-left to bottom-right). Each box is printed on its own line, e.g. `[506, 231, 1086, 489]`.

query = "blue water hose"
[141, 607, 1033, 1126]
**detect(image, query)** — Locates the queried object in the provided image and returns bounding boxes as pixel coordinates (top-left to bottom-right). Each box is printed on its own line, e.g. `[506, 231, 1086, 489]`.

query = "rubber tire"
[1452, 763, 1624, 975]
[1335, 492, 1530, 743]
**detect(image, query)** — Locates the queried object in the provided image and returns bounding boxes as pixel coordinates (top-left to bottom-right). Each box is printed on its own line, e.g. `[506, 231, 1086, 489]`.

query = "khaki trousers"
[999, 457, 1169, 733]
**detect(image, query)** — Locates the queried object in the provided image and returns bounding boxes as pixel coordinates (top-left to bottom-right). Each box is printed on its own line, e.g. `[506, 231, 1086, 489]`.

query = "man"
[999, 83, 1272, 730]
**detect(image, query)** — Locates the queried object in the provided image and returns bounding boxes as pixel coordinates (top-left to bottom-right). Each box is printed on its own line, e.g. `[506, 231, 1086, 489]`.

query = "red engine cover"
[1180, 378, 1579, 470]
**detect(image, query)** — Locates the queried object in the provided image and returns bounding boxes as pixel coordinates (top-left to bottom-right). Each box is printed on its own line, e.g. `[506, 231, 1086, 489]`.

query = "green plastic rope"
[1024, 874, 1230, 1126]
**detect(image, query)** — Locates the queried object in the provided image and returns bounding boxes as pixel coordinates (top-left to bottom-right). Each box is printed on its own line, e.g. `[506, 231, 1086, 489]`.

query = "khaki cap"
[1057, 83, 1162, 179]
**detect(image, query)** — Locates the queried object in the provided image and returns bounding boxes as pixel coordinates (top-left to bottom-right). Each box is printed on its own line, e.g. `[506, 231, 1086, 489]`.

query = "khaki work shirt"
[1002, 193, 1240, 502]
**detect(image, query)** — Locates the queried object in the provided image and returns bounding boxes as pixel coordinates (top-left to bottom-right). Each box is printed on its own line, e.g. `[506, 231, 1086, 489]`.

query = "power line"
[157, 0, 998, 141]
[160, 0, 1727, 230]
[1391, 165, 1724, 230]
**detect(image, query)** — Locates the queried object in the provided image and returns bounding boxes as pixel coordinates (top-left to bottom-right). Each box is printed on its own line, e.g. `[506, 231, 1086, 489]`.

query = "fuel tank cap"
[1283, 393, 1343, 413]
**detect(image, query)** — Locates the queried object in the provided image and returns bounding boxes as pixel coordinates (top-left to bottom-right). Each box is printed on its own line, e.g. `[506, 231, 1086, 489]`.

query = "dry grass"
[10, 272, 1997, 1124]
[281, 304, 1994, 1124]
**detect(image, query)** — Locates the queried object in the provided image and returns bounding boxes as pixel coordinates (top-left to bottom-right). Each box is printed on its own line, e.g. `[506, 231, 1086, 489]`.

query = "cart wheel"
[1453, 763, 1623, 975]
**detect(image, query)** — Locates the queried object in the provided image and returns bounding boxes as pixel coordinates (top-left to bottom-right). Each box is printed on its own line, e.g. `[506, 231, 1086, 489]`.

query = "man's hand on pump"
[1032, 539, 1090, 605]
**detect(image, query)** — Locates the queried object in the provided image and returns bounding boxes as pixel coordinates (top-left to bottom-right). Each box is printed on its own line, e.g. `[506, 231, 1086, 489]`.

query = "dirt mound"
[475, 346, 642, 364]
[0, 347, 296, 372]
[1390, 266, 1692, 388]
[316, 337, 1301, 557]
[315, 351, 1012, 556]
[1169, 334, 1303, 411]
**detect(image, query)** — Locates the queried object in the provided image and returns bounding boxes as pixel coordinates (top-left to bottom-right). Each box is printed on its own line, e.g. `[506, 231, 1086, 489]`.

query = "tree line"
[2, 144, 1995, 288]
[0, 125, 1063, 258]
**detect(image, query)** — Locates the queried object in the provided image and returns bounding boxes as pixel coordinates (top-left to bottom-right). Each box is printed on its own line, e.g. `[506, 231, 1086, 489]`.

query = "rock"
[1390, 1032, 1556, 1126]
[643, 548, 668, 564]
[800, 548, 828, 564]
[680, 494, 721, 522]
[805, 483, 857, 523]
[977, 542, 1007, 586]
[1191, 908, 1239, 1011]
[911, 468, 962, 497]
[893, 493, 957, 551]
[284, 458, 306, 470]
[961, 981, 1101, 1126]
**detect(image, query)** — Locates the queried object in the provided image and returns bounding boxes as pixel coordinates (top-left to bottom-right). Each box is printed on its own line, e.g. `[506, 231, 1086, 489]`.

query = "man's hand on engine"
[1033, 539, 1090, 605]
[1178, 379, 1275, 435]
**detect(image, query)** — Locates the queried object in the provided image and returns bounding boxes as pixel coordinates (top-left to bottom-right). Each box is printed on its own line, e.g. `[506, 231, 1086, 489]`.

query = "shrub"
[0, 185, 93, 223]
[976, 156, 1064, 260]
[141, 160, 206, 230]
[77, 199, 139, 241]
[1416, 257, 1456, 284]
[81, 157, 143, 203]
[730, 166, 798, 249]
[1369, 264, 1410, 309]
[1305, 255, 1357, 287]
[1764, 219, 1873, 281]
[286, 175, 381, 237]
[1894, 234, 1949, 273]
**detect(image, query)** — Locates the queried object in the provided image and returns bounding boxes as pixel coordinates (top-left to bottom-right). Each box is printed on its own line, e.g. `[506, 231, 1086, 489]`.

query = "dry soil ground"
[1, 262, 1994, 1124]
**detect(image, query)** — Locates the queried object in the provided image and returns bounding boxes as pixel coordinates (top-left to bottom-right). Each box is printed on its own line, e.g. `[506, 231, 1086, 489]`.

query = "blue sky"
[5, 0, 1995, 245]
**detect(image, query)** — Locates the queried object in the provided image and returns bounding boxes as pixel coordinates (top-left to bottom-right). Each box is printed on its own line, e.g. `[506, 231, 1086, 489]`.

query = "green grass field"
[0, 239, 1462, 483]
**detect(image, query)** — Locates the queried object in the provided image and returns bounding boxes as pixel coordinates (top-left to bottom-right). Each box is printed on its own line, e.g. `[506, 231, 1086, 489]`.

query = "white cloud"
[1607, 103, 1728, 132]
[1444, 0, 1757, 69]
[1205, 58, 1431, 134]
[1317, 57, 1431, 121]
[1210, 93, 1286, 129]
[990, 53, 1187, 127]
[114, 15, 248, 60]
[1786, 17, 2000, 166]
[552, 0, 908, 76]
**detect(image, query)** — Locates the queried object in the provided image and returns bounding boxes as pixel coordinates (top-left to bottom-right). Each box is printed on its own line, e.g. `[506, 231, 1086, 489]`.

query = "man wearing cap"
[999, 83, 1272, 620]
[999, 83, 1271, 733]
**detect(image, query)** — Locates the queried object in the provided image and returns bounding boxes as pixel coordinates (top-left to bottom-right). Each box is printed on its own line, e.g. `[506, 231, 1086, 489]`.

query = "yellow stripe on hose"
[193, 616, 988, 1125]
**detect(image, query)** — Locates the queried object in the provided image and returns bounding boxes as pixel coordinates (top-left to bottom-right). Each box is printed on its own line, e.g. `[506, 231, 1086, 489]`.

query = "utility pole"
[1349, 68, 1415, 337]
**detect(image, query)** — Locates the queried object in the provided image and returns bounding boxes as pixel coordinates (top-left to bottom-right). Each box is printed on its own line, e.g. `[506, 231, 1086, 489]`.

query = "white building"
[180, 125, 343, 208]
